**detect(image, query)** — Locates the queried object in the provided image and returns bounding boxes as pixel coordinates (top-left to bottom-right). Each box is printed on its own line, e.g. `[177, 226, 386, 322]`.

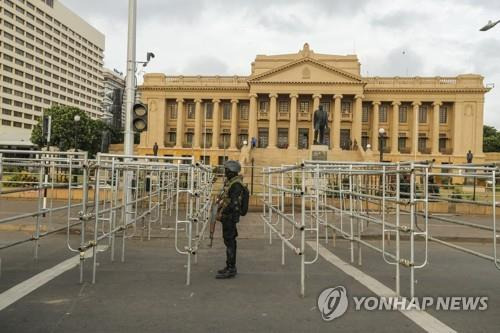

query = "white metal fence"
[0, 150, 214, 285]
[262, 160, 500, 297]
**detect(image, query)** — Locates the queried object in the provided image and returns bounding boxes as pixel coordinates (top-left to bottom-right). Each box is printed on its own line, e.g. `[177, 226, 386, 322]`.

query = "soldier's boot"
[215, 267, 237, 279]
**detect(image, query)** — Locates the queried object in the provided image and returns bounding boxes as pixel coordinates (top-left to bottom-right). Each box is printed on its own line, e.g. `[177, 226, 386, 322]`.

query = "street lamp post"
[378, 127, 386, 162]
[74, 114, 81, 151]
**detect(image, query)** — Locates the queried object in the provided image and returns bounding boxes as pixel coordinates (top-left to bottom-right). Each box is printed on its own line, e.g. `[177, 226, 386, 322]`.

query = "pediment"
[248, 57, 363, 84]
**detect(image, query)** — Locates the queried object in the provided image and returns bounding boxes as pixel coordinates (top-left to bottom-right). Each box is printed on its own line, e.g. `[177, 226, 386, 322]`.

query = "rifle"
[209, 202, 219, 247]
[209, 179, 225, 247]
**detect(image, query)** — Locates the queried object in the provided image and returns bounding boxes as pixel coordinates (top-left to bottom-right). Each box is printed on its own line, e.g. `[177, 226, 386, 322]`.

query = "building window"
[222, 102, 231, 120]
[239, 103, 249, 120]
[239, 134, 248, 147]
[361, 132, 369, 150]
[167, 102, 177, 119]
[379, 105, 388, 123]
[279, 101, 289, 113]
[185, 132, 194, 145]
[278, 128, 288, 148]
[218, 156, 229, 165]
[398, 133, 407, 151]
[399, 106, 408, 123]
[258, 128, 269, 148]
[298, 128, 309, 149]
[220, 133, 230, 148]
[200, 155, 210, 165]
[439, 134, 448, 151]
[418, 134, 428, 152]
[440, 106, 448, 124]
[168, 132, 176, 143]
[320, 102, 330, 115]
[202, 133, 212, 147]
[341, 101, 351, 115]
[259, 100, 269, 113]
[419, 106, 428, 123]
[186, 102, 195, 119]
[204, 102, 213, 119]
[362, 105, 369, 123]
[299, 101, 309, 113]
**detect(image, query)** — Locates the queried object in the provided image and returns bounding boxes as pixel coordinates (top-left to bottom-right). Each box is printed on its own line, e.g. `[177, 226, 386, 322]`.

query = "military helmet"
[224, 160, 241, 173]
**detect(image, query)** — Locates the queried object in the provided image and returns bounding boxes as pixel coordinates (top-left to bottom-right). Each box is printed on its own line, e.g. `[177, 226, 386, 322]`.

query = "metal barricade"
[262, 160, 500, 298]
[0, 151, 214, 286]
[0, 150, 89, 281]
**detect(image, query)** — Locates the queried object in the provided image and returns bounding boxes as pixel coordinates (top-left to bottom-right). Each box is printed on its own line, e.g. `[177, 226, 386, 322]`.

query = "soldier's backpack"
[239, 182, 250, 216]
[228, 177, 250, 217]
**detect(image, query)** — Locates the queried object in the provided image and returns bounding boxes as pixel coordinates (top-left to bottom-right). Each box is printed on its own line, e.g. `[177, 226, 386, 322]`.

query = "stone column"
[312, 94, 321, 145]
[452, 101, 465, 156]
[371, 101, 380, 151]
[411, 101, 421, 156]
[212, 99, 221, 149]
[230, 99, 238, 149]
[353, 95, 363, 147]
[431, 101, 441, 155]
[248, 94, 258, 142]
[289, 93, 298, 149]
[145, 99, 166, 148]
[269, 93, 278, 148]
[175, 98, 184, 148]
[391, 101, 400, 154]
[193, 98, 202, 149]
[333, 94, 342, 150]
[476, 100, 484, 154]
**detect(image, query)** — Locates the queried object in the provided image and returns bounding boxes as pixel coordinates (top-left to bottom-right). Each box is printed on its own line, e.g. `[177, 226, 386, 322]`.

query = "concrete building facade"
[102, 68, 125, 130]
[138, 44, 490, 166]
[0, 0, 104, 146]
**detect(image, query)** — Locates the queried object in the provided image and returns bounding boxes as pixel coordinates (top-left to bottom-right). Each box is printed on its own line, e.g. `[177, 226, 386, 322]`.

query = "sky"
[60, 0, 500, 127]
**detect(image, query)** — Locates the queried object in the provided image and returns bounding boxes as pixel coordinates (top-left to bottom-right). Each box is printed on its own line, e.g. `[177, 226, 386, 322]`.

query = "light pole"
[378, 127, 386, 162]
[74, 114, 81, 151]
[480, 20, 500, 31]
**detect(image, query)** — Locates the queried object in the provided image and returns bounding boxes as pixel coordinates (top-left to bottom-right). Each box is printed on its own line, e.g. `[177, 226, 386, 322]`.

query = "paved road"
[0, 229, 499, 333]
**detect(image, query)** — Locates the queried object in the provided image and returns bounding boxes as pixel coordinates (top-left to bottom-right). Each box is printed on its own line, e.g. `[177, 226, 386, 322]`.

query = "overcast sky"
[61, 0, 500, 127]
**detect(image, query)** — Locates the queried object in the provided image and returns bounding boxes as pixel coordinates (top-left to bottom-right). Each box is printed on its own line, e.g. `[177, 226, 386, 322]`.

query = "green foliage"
[8, 171, 39, 187]
[483, 125, 500, 152]
[31, 106, 107, 157]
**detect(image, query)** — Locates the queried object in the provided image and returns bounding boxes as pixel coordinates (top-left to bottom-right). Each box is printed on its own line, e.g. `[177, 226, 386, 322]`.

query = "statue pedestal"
[310, 145, 329, 161]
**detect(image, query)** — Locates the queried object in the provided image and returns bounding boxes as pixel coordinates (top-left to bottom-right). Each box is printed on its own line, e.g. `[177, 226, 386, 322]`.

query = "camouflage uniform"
[217, 175, 244, 272]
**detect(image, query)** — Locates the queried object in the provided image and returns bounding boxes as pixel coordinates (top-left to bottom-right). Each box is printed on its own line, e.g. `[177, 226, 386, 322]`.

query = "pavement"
[1, 200, 499, 332]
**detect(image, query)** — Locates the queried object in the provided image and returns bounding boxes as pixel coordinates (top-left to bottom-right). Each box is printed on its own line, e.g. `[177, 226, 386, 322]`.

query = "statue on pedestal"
[313, 105, 328, 145]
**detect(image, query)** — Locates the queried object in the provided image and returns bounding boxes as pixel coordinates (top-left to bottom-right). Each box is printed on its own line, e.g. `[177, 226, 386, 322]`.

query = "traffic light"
[132, 103, 148, 132]
[42, 115, 52, 144]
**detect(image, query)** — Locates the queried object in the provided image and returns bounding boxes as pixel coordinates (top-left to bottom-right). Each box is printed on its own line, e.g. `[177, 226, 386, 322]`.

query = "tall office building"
[0, 0, 104, 147]
[102, 68, 125, 130]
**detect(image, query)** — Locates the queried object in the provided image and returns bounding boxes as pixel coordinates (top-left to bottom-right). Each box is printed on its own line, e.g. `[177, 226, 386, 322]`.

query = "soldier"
[215, 160, 245, 279]
[153, 142, 159, 156]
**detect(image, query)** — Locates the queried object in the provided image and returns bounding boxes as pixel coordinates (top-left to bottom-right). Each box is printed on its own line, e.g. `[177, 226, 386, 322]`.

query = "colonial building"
[138, 43, 490, 166]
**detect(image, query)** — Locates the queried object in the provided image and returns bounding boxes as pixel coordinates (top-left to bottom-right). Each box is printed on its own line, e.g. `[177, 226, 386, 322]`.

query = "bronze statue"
[313, 105, 328, 145]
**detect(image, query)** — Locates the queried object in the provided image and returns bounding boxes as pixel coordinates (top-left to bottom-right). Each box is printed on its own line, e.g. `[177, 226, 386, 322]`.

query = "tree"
[483, 125, 500, 152]
[31, 106, 107, 157]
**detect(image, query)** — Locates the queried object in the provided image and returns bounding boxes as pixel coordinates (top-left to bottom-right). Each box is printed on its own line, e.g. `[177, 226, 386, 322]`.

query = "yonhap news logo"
[317, 286, 488, 321]
[317, 286, 349, 321]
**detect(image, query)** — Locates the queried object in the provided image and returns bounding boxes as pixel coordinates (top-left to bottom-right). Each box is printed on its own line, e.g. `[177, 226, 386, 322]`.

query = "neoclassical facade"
[138, 44, 490, 166]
